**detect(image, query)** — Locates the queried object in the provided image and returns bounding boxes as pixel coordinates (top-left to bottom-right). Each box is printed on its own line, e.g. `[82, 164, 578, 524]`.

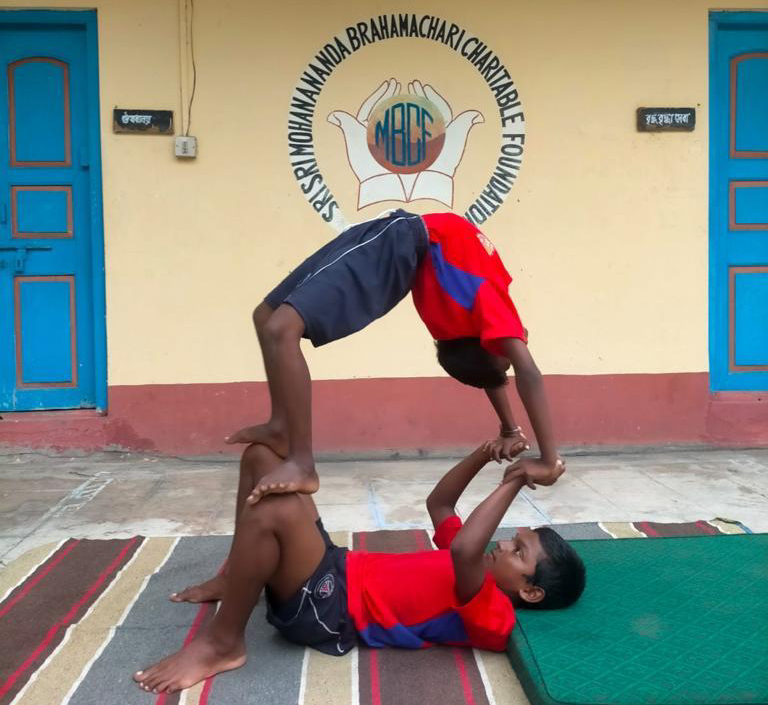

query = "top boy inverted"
[227, 209, 562, 499]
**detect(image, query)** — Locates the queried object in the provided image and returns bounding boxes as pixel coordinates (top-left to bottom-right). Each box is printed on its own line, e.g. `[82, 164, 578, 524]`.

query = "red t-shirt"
[411, 212, 527, 355]
[345, 515, 516, 651]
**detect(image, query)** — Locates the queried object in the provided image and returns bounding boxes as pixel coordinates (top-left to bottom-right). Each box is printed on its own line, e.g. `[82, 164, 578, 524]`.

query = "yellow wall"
[2, 0, 766, 385]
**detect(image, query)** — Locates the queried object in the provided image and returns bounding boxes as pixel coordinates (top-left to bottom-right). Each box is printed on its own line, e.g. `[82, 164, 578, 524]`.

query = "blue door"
[0, 11, 106, 410]
[710, 13, 768, 391]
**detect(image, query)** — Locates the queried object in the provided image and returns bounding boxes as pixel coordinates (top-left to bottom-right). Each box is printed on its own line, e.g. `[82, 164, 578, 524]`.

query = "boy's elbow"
[450, 539, 472, 561]
[426, 491, 450, 513]
[425, 495, 453, 526]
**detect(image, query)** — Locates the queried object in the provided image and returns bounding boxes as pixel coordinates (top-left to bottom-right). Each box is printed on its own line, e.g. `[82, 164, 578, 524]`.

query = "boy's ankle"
[287, 453, 315, 472]
[205, 626, 245, 654]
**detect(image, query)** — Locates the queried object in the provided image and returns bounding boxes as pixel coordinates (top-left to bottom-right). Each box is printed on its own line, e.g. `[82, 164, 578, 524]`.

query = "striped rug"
[0, 520, 749, 705]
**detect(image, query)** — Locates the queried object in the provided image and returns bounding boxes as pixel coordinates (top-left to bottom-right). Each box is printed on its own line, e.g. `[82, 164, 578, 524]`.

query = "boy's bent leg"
[249, 304, 319, 502]
[225, 302, 290, 456]
[135, 493, 327, 694]
[171, 443, 319, 603]
[235, 443, 320, 524]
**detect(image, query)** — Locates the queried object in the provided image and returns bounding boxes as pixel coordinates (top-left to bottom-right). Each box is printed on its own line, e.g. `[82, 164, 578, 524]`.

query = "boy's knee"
[240, 492, 301, 528]
[252, 302, 272, 330]
[262, 306, 303, 344]
[241, 442, 272, 471]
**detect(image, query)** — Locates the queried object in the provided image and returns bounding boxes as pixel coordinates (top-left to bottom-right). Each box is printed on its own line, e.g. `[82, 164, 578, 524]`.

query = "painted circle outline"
[287, 15, 526, 231]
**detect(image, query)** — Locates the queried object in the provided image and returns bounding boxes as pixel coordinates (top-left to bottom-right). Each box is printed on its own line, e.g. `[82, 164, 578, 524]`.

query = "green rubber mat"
[508, 534, 768, 705]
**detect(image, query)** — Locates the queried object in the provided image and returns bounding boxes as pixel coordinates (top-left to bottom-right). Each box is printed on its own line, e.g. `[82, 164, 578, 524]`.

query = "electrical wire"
[177, 0, 185, 134]
[186, 0, 197, 136]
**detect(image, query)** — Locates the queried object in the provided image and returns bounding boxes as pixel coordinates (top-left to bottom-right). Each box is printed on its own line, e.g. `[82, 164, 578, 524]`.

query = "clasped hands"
[502, 457, 566, 490]
[482, 428, 529, 463]
[482, 429, 565, 489]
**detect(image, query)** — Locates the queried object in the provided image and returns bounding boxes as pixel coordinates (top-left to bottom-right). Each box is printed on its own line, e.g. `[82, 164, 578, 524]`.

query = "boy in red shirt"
[227, 210, 561, 500]
[133, 443, 585, 694]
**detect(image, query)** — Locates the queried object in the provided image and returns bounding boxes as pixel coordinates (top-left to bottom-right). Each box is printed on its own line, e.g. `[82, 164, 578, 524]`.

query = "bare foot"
[170, 574, 226, 603]
[133, 631, 246, 694]
[247, 459, 319, 505]
[225, 422, 288, 456]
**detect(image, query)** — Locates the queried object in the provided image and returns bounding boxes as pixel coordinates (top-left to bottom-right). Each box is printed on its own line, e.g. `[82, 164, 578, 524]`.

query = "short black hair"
[522, 528, 586, 610]
[435, 338, 507, 389]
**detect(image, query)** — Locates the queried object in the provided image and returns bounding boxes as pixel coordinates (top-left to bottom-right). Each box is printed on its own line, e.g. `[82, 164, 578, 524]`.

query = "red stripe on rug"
[0, 537, 141, 702]
[189, 602, 220, 705]
[636, 522, 660, 537]
[0, 540, 80, 620]
[636, 520, 722, 537]
[154, 602, 216, 705]
[413, 529, 432, 551]
[199, 673, 215, 705]
[695, 520, 720, 535]
[452, 648, 477, 705]
[353, 529, 490, 705]
[369, 648, 382, 705]
[355, 532, 377, 705]
[155, 563, 225, 705]
[197, 562, 234, 705]
[0, 539, 144, 704]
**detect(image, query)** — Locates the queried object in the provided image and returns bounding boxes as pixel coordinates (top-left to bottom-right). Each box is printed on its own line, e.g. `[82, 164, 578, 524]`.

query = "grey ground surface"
[1, 447, 767, 567]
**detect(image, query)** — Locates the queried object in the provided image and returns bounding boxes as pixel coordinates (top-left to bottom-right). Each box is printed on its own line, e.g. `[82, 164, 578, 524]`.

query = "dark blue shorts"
[264, 210, 427, 346]
[265, 519, 356, 656]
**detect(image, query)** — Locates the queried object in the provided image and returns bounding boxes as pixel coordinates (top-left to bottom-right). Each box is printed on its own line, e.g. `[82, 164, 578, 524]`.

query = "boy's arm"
[484, 386, 529, 461]
[450, 478, 526, 603]
[504, 457, 566, 488]
[484, 384, 518, 433]
[499, 337, 560, 468]
[426, 446, 492, 530]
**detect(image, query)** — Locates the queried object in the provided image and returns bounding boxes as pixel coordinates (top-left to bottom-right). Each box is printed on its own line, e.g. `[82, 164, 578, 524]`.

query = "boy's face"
[485, 528, 546, 605]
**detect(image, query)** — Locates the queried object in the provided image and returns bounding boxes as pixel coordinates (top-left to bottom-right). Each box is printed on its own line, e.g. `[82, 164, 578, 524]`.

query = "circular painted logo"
[287, 14, 526, 231]
[367, 95, 446, 174]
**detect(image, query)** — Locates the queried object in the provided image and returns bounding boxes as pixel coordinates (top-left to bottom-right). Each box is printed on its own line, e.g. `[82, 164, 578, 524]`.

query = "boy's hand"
[502, 457, 565, 489]
[483, 428, 529, 462]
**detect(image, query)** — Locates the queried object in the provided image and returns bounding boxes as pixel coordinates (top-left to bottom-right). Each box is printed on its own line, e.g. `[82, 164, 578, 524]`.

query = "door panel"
[0, 15, 103, 410]
[9, 57, 71, 166]
[710, 14, 768, 390]
[731, 52, 768, 156]
[12, 185, 73, 238]
[16, 276, 76, 386]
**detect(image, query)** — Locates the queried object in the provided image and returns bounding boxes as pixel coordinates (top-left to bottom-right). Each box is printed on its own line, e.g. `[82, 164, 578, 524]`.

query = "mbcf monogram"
[366, 94, 446, 175]
[374, 102, 433, 166]
[329, 78, 487, 211]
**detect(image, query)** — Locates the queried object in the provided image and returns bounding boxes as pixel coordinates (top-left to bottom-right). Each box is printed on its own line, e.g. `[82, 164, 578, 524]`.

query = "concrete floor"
[1, 446, 767, 567]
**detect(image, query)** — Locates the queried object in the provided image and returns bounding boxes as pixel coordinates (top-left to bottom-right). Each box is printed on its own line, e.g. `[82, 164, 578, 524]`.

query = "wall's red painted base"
[1, 373, 766, 455]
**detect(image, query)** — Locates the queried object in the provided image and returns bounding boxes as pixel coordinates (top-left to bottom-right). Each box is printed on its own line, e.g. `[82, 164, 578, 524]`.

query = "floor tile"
[0, 447, 766, 561]
[316, 503, 379, 532]
[312, 476, 370, 505]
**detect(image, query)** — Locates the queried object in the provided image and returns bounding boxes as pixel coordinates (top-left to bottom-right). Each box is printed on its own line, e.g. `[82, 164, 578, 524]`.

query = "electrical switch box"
[175, 136, 197, 158]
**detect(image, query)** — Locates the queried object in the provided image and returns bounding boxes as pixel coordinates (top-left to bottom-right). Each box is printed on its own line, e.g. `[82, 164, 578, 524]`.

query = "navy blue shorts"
[265, 519, 356, 656]
[264, 210, 427, 346]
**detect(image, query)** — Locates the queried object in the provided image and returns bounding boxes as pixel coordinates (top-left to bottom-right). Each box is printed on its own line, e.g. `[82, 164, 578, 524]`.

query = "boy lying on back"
[133, 446, 585, 695]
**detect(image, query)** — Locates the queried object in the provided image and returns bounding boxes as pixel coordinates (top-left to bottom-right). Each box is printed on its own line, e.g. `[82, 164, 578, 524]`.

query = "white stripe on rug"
[57, 538, 180, 705]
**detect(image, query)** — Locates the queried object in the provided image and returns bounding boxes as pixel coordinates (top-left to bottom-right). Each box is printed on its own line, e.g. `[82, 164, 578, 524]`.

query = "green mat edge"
[505, 533, 764, 705]
[507, 531, 588, 705]
[508, 632, 562, 705]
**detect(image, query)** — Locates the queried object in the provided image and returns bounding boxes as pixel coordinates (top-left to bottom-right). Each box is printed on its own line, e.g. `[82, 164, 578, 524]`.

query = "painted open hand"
[328, 79, 484, 208]
[407, 80, 484, 206]
[328, 78, 408, 207]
